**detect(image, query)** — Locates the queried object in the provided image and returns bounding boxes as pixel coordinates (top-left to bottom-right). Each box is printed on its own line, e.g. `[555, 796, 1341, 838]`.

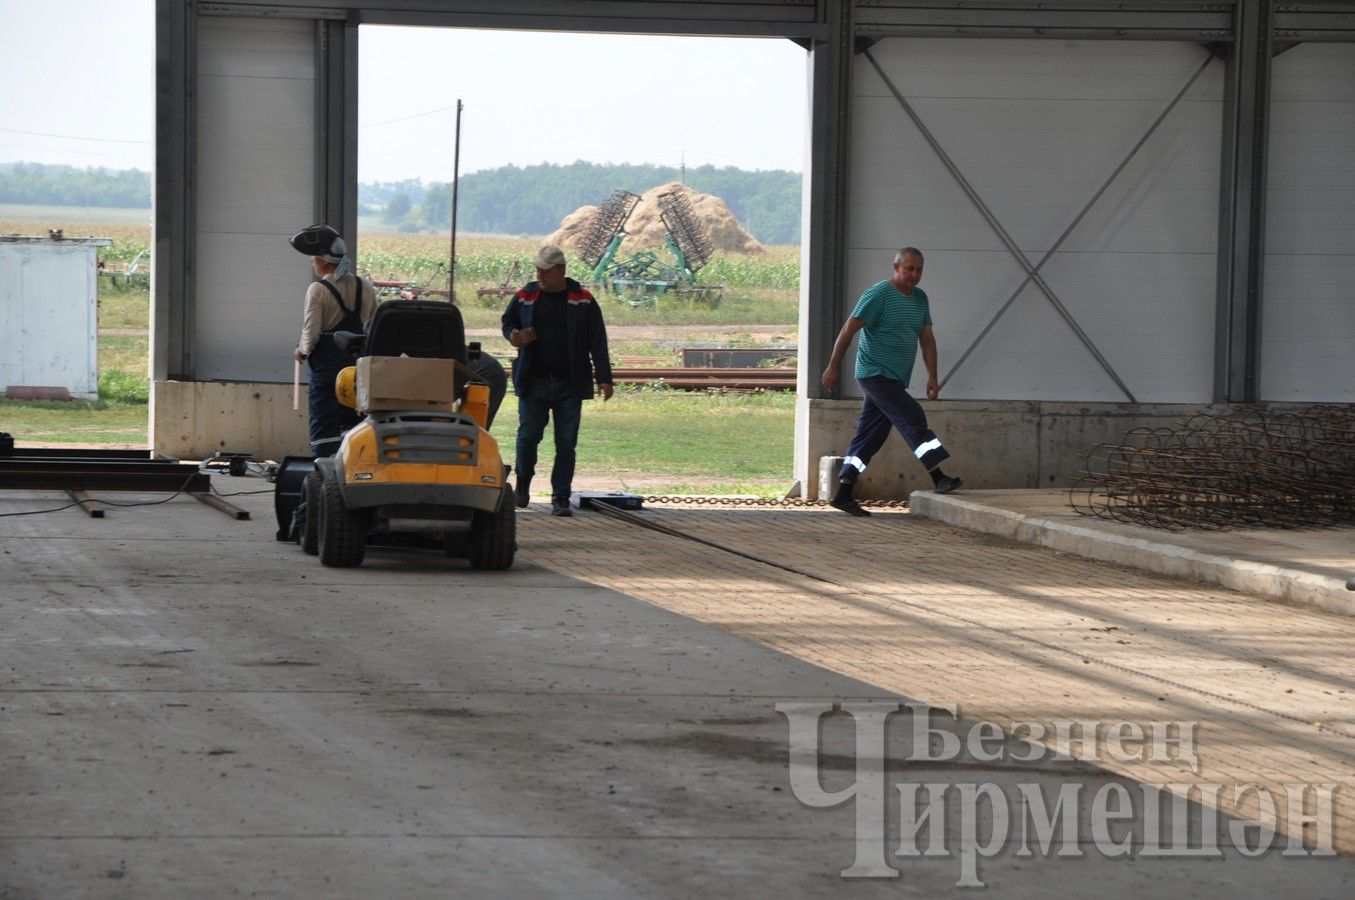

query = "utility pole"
[448, 99, 463, 302]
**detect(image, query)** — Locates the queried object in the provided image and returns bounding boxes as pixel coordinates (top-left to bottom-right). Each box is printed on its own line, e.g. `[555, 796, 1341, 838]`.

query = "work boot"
[550, 496, 573, 518]
[515, 478, 531, 508]
[829, 482, 871, 517]
[934, 475, 963, 495]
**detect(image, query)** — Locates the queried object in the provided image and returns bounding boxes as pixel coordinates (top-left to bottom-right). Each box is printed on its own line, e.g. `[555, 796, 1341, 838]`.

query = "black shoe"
[550, 498, 573, 517]
[829, 495, 871, 517]
[934, 475, 963, 495]
[515, 481, 531, 508]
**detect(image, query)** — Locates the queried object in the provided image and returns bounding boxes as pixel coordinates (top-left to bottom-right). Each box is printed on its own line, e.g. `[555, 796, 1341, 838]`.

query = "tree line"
[0, 162, 151, 209]
[1, 159, 804, 244]
[363, 161, 803, 245]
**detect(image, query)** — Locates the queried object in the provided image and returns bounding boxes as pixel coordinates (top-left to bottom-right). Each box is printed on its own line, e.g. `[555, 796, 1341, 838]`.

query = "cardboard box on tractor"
[356, 355, 456, 413]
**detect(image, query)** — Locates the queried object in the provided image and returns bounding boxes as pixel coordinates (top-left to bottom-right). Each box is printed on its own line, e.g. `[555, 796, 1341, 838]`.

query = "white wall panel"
[847, 39, 1222, 402]
[195, 16, 316, 382]
[1262, 43, 1355, 402]
[0, 239, 103, 398]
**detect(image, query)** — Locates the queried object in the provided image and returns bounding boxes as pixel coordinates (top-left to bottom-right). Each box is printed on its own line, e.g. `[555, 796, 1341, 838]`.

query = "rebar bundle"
[1070, 405, 1355, 530]
[576, 190, 641, 269]
[657, 191, 714, 272]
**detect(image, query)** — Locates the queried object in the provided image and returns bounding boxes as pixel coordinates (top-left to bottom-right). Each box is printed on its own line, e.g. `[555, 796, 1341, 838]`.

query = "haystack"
[548, 181, 764, 258]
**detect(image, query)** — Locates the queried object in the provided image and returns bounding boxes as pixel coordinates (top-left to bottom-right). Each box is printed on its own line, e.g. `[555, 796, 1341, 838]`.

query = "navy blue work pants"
[841, 375, 949, 481]
[307, 362, 360, 457]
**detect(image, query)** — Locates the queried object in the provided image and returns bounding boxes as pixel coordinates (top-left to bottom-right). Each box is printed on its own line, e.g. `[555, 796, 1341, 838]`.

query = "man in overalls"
[290, 224, 378, 457]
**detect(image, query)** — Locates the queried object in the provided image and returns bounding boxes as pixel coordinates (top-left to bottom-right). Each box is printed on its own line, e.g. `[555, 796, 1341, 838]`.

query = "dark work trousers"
[307, 355, 362, 457]
[305, 286, 365, 457]
[840, 375, 949, 482]
[515, 375, 584, 502]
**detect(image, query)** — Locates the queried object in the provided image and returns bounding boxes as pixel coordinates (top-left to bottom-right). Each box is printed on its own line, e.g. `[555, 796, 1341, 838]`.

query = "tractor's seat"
[363, 300, 467, 363]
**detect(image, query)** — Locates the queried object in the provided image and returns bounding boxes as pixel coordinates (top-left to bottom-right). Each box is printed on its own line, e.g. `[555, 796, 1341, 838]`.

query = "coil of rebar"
[1069, 405, 1355, 530]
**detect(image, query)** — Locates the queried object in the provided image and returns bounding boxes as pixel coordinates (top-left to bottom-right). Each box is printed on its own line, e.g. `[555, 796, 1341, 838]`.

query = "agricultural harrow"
[368, 261, 451, 302]
[579, 189, 723, 308]
[474, 260, 523, 304]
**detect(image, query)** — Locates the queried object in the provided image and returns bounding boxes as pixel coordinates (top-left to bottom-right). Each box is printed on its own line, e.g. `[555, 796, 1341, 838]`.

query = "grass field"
[1, 387, 796, 496]
[1, 400, 149, 445]
[491, 389, 795, 495]
[0, 210, 802, 494]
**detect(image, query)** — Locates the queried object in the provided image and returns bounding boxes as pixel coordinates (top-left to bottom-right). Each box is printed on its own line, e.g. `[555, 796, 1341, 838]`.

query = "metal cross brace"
[862, 47, 1219, 402]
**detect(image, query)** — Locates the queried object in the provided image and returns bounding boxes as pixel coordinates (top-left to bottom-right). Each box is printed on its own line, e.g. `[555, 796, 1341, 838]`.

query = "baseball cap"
[531, 244, 566, 270]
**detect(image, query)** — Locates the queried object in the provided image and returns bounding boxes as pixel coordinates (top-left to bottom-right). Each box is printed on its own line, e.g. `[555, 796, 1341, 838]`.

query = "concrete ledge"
[910, 490, 1355, 617]
[150, 379, 309, 461]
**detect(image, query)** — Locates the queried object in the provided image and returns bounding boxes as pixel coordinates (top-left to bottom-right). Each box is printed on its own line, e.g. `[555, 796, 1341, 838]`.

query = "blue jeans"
[515, 376, 583, 501]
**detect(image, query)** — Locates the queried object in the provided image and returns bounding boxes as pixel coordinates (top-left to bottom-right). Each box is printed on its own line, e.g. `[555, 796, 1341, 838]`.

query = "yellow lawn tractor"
[275, 299, 514, 569]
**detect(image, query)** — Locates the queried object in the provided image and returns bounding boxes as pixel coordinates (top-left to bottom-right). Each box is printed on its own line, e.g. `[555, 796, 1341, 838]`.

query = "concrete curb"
[910, 491, 1355, 617]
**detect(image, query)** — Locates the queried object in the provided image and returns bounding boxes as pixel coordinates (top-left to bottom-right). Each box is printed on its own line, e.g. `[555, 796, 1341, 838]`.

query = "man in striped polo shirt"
[819, 246, 962, 517]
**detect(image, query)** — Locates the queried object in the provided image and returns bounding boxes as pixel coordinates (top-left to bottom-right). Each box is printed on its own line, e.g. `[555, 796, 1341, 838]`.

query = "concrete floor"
[911, 489, 1355, 615]
[1, 478, 1352, 897]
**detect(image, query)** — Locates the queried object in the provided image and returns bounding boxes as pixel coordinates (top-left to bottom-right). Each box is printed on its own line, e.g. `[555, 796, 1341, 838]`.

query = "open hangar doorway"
[349, 23, 809, 496]
[150, 1, 819, 483]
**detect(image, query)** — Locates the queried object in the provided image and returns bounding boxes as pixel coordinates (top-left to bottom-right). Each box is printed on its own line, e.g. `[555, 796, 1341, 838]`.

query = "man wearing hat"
[289, 224, 378, 456]
[501, 244, 613, 516]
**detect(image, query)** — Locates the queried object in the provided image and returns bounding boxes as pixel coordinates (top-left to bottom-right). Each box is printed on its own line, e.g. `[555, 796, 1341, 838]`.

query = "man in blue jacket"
[502, 245, 614, 517]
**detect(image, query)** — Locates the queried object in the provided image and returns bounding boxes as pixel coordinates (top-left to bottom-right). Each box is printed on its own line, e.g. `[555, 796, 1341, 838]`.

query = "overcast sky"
[0, 0, 809, 181]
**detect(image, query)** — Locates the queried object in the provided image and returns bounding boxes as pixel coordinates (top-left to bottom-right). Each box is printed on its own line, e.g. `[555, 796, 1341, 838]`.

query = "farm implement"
[578, 189, 723, 308]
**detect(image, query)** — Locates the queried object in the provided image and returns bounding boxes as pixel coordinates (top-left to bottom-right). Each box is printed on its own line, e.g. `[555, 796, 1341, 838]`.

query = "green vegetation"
[361, 233, 800, 327]
[412, 161, 803, 245]
[0, 215, 799, 495]
[0, 399, 148, 444]
[0, 387, 795, 495]
[100, 334, 149, 375]
[98, 370, 149, 404]
[2, 160, 802, 244]
[0, 163, 150, 209]
[489, 390, 795, 496]
[97, 287, 150, 330]
[362, 161, 801, 244]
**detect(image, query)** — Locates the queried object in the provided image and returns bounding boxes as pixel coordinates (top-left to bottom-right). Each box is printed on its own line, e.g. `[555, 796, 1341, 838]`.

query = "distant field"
[0, 214, 800, 325]
[0, 204, 152, 227]
[0, 211, 801, 493]
[0, 213, 150, 267]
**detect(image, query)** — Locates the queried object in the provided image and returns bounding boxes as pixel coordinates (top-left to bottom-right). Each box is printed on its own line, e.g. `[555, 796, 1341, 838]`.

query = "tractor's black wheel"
[318, 476, 367, 568]
[466, 486, 515, 570]
[298, 470, 322, 555]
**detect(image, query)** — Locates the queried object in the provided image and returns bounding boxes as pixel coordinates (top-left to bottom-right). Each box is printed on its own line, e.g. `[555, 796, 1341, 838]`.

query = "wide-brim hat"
[290, 223, 346, 259]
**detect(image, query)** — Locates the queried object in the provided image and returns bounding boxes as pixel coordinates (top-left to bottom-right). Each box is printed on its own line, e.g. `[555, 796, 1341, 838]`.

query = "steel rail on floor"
[0, 449, 249, 519]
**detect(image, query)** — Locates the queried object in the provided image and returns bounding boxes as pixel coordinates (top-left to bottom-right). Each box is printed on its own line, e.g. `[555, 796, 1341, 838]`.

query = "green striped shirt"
[851, 280, 932, 385]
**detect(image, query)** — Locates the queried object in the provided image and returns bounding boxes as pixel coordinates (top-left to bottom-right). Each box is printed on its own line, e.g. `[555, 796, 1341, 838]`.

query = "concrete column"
[794, 0, 854, 496]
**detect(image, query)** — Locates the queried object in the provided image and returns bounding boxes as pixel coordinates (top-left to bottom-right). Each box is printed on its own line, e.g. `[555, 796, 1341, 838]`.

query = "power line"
[359, 104, 460, 129]
[0, 126, 151, 145]
[0, 144, 149, 162]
